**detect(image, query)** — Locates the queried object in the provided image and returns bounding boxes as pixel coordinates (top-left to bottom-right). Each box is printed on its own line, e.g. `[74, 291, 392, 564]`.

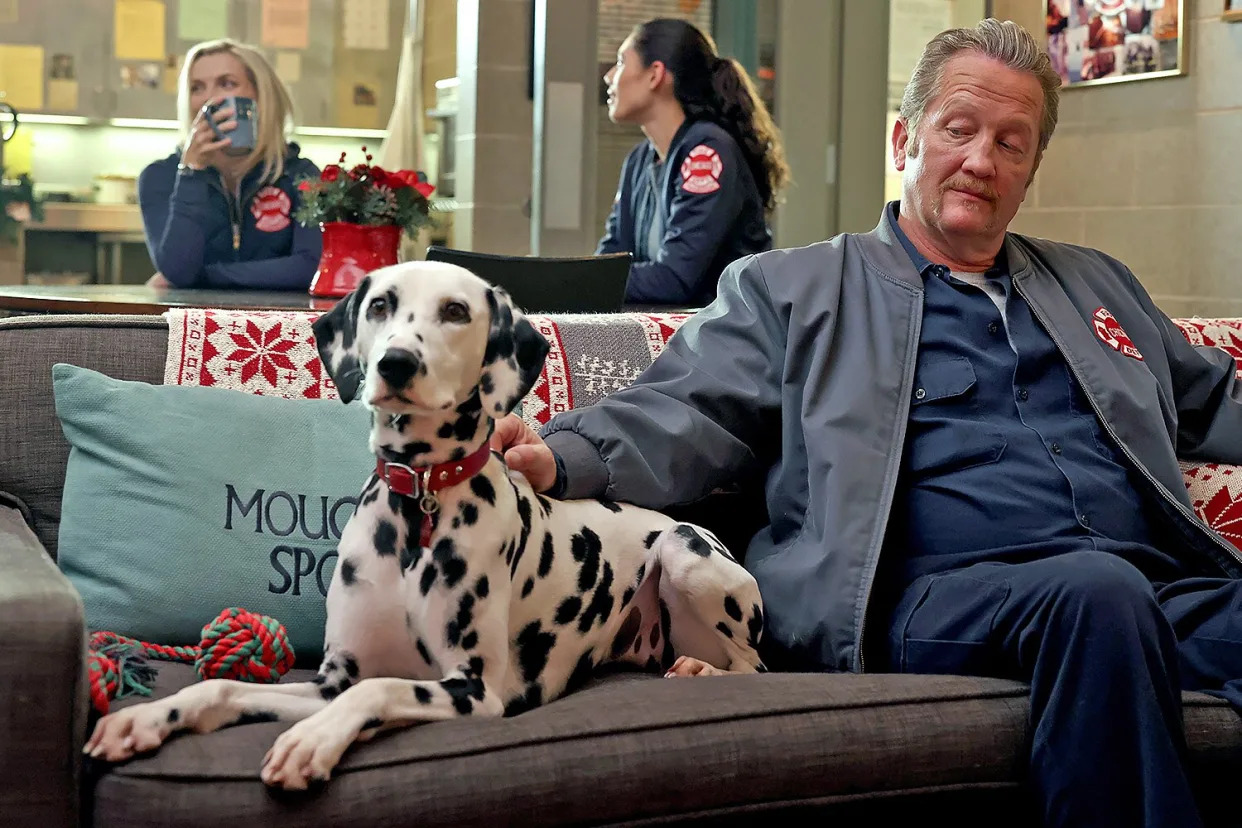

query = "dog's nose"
[376, 349, 421, 388]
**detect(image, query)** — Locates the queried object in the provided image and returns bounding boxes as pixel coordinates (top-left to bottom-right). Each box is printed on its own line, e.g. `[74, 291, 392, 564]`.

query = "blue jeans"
[883, 550, 1242, 828]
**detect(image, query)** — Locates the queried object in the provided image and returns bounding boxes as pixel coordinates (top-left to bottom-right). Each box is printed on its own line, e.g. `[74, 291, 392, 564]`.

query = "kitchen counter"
[30, 202, 144, 234]
[21, 203, 146, 285]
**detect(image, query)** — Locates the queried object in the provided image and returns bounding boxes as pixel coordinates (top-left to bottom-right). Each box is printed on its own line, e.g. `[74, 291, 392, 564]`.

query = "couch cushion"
[53, 363, 372, 662]
[92, 663, 1032, 826]
[89, 663, 1242, 826]
[0, 315, 169, 557]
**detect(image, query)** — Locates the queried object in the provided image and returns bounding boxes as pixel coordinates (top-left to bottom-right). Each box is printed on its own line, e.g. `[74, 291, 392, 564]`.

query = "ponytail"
[631, 19, 790, 213]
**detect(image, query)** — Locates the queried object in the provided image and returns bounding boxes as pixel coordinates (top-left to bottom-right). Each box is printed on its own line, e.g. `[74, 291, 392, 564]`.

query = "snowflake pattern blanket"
[163, 308, 1242, 555]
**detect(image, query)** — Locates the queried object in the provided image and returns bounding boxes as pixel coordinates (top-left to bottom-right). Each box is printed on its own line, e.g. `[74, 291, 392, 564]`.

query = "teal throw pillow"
[53, 363, 374, 663]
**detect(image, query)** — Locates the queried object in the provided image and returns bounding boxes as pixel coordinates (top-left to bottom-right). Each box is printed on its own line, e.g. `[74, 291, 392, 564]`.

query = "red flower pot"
[308, 222, 402, 298]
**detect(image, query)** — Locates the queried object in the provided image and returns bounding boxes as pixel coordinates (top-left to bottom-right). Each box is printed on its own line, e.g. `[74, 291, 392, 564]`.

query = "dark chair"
[424, 246, 632, 313]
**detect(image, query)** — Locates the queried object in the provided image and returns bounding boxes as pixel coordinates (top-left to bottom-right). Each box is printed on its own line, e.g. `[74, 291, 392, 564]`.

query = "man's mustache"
[942, 177, 998, 202]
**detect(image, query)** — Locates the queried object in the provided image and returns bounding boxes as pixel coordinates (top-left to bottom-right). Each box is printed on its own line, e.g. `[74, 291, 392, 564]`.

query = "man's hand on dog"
[490, 414, 558, 492]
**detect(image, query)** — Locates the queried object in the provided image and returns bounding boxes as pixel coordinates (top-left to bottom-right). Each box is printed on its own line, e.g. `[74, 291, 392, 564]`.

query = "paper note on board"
[116, 0, 167, 61]
[48, 79, 79, 111]
[261, 0, 310, 50]
[343, 0, 389, 50]
[0, 44, 44, 110]
[178, 0, 228, 41]
[2, 126, 32, 174]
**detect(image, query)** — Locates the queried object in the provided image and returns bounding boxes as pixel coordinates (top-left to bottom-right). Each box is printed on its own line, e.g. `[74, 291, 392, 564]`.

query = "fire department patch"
[1093, 306, 1143, 361]
[251, 186, 292, 232]
[680, 144, 723, 195]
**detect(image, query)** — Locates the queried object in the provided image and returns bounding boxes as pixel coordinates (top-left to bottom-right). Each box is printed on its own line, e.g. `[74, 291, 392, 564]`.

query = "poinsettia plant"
[0, 172, 44, 245]
[294, 147, 436, 236]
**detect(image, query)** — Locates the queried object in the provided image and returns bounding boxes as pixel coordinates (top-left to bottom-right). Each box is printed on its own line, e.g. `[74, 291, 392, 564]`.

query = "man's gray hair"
[899, 19, 1061, 154]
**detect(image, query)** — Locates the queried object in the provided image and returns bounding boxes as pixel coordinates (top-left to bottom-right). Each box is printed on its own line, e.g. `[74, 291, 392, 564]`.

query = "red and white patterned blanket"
[163, 308, 1242, 555]
[163, 308, 693, 431]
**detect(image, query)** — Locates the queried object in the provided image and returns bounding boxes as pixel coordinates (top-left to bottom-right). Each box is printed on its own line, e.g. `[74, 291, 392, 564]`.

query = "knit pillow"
[53, 363, 373, 663]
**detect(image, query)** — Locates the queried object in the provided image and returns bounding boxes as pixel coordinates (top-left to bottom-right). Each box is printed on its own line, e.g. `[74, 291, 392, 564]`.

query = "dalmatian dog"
[84, 261, 765, 790]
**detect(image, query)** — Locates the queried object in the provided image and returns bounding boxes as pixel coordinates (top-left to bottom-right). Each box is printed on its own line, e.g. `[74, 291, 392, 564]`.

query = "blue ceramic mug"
[205, 96, 256, 156]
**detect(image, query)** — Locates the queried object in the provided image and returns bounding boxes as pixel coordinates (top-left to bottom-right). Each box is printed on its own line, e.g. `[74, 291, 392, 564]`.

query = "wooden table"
[0, 284, 339, 315]
[0, 283, 695, 316]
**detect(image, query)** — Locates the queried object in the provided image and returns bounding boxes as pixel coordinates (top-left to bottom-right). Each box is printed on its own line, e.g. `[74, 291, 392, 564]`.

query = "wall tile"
[1083, 208, 1191, 297]
[1185, 206, 1242, 298]
[462, 204, 532, 255]
[1031, 125, 1136, 208]
[474, 65, 534, 137]
[471, 134, 535, 208]
[1009, 208, 1085, 246]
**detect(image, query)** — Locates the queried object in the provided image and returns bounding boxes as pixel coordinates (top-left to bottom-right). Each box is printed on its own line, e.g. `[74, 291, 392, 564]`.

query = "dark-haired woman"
[598, 18, 790, 307]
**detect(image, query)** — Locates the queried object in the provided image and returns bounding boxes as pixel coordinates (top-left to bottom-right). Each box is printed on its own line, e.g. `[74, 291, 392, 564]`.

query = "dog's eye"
[440, 301, 470, 324]
[367, 297, 390, 320]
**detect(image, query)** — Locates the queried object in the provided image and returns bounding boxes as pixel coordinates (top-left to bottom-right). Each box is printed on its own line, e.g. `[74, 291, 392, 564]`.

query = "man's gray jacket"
[542, 205, 1242, 673]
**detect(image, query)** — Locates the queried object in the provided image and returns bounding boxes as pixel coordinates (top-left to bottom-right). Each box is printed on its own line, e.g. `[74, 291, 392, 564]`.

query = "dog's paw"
[84, 702, 175, 762]
[664, 655, 731, 678]
[260, 712, 357, 790]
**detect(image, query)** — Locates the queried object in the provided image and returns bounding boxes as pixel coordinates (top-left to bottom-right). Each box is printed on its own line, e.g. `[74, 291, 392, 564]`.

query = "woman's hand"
[489, 413, 558, 493]
[180, 99, 236, 171]
[146, 272, 172, 288]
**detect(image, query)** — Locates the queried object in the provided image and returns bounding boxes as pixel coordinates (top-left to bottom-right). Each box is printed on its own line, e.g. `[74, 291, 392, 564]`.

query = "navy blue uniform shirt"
[597, 119, 770, 307]
[883, 203, 1176, 585]
[138, 143, 322, 290]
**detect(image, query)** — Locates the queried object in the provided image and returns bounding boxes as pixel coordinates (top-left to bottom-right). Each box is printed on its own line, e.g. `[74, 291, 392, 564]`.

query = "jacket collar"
[862, 201, 1032, 290]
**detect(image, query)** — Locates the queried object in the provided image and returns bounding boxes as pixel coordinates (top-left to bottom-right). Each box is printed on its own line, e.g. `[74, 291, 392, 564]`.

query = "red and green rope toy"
[86, 607, 295, 715]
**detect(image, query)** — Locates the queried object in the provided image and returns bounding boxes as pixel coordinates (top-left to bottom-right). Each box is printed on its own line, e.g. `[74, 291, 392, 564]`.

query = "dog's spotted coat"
[85, 262, 765, 789]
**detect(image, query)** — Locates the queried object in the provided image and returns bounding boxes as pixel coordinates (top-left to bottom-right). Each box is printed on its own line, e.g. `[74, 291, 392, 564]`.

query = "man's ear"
[892, 116, 912, 171]
[479, 287, 550, 419]
[310, 276, 371, 404]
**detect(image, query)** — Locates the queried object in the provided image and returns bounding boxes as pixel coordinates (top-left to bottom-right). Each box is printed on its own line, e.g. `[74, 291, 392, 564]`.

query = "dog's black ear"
[311, 276, 371, 404]
[479, 287, 550, 419]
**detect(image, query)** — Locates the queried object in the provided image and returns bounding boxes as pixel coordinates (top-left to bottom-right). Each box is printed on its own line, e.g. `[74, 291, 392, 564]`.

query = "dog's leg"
[260, 663, 504, 789]
[85, 680, 328, 762]
[652, 524, 766, 675]
[84, 654, 363, 762]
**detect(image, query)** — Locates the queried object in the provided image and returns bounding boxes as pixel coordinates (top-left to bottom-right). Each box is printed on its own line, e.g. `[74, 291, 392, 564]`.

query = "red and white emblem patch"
[1093, 306, 1143, 361]
[251, 186, 292, 232]
[680, 144, 723, 195]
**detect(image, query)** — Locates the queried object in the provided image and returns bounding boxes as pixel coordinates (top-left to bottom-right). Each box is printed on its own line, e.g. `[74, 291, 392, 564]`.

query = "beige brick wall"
[992, 0, 1242, 317]
[593, 0, 714, 246]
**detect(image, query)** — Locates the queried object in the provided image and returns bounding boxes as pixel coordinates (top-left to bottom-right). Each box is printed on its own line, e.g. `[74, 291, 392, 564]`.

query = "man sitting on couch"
[493, 18, 1242, 828]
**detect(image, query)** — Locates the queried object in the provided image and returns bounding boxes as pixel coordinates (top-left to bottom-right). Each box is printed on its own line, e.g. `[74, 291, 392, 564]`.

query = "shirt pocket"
[906, 357, 1007, 478]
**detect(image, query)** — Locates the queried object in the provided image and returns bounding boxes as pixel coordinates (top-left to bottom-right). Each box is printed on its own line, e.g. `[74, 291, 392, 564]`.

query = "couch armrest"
[0, 502, 87, 828]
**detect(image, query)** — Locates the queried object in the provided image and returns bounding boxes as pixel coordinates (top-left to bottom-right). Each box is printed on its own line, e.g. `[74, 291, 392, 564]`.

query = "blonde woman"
[139, 39, 321, 289]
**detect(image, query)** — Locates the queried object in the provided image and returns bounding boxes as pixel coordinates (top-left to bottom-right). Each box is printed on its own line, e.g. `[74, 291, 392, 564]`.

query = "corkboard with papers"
[0, 0, 405, 129]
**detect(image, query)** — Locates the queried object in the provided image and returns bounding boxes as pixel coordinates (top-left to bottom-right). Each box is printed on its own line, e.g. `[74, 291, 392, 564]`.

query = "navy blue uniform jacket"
[596, 119, 771, 307]
[138, 144, 322, 289]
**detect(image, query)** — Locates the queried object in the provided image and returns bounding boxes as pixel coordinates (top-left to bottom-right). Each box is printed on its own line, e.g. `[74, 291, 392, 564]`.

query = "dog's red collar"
[375, 443, 492, 548]
[376, 443, 492, 500]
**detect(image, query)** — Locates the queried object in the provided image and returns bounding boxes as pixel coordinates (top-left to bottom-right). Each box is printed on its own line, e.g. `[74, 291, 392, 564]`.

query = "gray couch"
[4, 311, 1242, 827]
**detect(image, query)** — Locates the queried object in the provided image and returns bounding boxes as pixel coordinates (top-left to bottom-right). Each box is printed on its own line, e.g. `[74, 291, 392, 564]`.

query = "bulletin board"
[0, 0, 406, 129]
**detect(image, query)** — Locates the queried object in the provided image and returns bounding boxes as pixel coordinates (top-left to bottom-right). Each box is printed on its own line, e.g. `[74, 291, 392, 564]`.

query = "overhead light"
[295, 126, 388, 138]
[109, 118, 179, 129]
[18, 113, 386, 140]
[15, 114, 90, 125]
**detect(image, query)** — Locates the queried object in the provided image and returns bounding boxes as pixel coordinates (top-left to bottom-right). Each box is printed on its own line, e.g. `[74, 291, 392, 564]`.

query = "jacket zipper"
[1015, 279, 1242, 573]
[210, 177, 261, 255]
[856, 288, 924, 674]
